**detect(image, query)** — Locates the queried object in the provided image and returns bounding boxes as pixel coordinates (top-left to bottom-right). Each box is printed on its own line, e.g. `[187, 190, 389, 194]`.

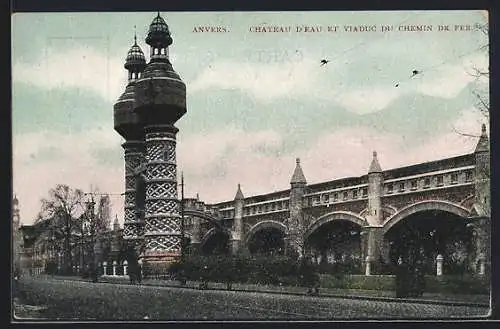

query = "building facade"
[16, 201, 126, 276]
[115, 14, 490, 276]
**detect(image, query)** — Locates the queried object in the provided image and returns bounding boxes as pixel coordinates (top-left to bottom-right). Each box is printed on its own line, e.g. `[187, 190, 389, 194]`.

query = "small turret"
[134, 12, 187, 127]
[234, 183, 244, 201]
[231, 184, 245, 253]
[367, 151, 383, 225]
[124, 30, 147, 81]
[146, 13, 173, 52]
[290, 158, 307, 186]
[113, 215, 120, 231]
[475, 123, 489, 153]
[114, 31, 147, 141]
[474, 124, 490, 217]
[368, 151, 382, 173]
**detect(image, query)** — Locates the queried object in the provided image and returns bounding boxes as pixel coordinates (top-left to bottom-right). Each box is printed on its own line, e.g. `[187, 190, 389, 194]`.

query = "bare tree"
[469, 22, 489, 118]
[36, 184, 85, 275]
[453, 22, 489, 137]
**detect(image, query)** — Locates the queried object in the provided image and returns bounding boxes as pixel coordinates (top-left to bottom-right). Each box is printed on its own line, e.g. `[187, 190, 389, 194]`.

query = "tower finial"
[475, 123, 489, 153]
[235, 183, 244, 200]
[134, 25, 137, 45]
[369, 150, 382, 173]
[291, 157, 307, 185]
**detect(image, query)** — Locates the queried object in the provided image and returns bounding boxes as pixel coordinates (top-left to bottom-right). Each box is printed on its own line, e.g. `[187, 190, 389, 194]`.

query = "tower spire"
[475, 123, 489, 153]
[234, 183, 244, 200]
[290, 157, 307, 185]
[368, 151, 382, 173]
[134, 25, 137, 45]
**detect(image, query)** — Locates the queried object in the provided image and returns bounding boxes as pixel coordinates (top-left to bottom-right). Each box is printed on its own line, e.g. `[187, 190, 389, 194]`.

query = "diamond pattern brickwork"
[145, 235, 181, 253]
[145, 216, 180, 233]
[143, 127, 180, 255]
[146, 181, 177, 199]
[146, 163, 176, 180]
[145, 199, 179, 215]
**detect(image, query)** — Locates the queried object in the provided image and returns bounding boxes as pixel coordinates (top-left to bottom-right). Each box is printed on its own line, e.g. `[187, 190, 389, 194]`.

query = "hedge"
[319, 273, 489, 295]
[319, 274, 396, 291]
[167, 255, 320, 288]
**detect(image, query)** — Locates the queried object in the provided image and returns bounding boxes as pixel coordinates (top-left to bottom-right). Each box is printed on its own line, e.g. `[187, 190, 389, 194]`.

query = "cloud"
[187, 58, 326, 102]
[13, 130, 125, 225]
[335, 88, 400, 115]
[12, 45, 126, 102]
[412, 52, 488, 99]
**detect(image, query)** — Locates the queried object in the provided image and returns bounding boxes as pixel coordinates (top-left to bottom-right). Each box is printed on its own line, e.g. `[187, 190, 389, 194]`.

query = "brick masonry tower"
[472, 123, 490, 275]
[231, 184, 245, 254]
[287, 158, 307, 258]
[113, 32, 147, 250]
[133, 13, 187, 264]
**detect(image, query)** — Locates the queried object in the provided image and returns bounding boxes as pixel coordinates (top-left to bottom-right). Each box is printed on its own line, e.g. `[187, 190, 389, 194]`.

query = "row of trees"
[33, 184, 113, 275]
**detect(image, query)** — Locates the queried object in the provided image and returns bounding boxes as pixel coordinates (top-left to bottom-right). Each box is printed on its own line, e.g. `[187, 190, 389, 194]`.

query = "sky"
[11, 10, 489, 225]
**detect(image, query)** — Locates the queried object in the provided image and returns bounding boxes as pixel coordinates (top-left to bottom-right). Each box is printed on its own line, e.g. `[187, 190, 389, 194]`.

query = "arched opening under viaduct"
[384, 209, 473, 275]
[200, 230, 230, 255]
[305, 217, 363, 274]
[247, 227, 285, 256]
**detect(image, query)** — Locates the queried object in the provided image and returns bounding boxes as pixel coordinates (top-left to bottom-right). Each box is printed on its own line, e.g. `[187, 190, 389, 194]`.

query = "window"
[323, 194, 330, 203]
[333, 193, 338, 201]
[424, 177, 431, 188]
[271, 203, 276, 211]
[307, 197, 312, 207]
[387, 183, 394, 194]
[343, 191, 348, 200]
[411, 180, 418, 190]
[450, 172, 458, 184]
[399, 182, 405, 192]
[465, 170, 473, 182]
[353, 190, 358, 199]
[436, 175, 444, 187]
[362, 188, 368, 197]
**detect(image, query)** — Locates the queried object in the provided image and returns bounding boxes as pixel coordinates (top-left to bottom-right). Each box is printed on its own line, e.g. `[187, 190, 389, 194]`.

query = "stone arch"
[244, 220, 288, 246]
[304, 211, 367, 241]
[184, 209, 224, 230]
[359, 205, 397, 218]
[382, 200, 471, 235]
[200, 227, 229, 247]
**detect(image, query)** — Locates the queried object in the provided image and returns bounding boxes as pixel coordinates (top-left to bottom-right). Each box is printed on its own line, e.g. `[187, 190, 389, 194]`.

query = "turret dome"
[146, 12, 173, 48]
[124, 39, 146, 72]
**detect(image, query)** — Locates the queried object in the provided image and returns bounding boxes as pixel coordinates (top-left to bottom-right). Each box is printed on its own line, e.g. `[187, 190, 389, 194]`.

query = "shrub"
[45, 261, 58, 275]
[424, 275, 489, 295]
[319, 274, 396, 291]
[167, 254, 320, 288]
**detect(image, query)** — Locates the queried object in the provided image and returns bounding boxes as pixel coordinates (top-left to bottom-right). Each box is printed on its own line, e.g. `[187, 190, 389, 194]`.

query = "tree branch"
[451, 126, 480, 138]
